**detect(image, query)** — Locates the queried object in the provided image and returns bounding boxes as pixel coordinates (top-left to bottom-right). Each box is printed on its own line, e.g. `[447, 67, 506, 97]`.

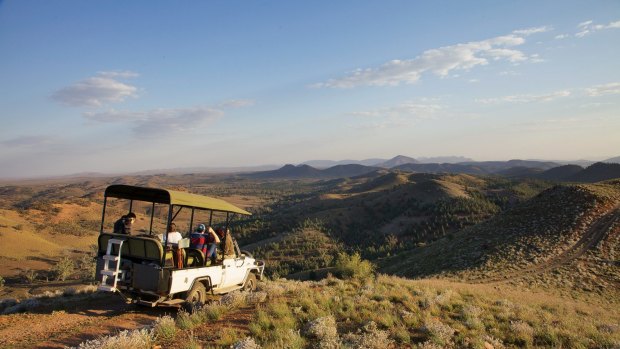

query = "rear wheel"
[243, 273, 257, 291]
[185, 282, 207, 305]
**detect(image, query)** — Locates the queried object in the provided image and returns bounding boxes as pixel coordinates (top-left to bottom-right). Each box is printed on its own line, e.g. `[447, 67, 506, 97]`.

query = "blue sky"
[1, 1, 619, 178]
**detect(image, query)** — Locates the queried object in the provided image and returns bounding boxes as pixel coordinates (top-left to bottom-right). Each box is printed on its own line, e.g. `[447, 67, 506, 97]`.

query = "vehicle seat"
[164, 247, 185, 268]
[185, 248, 205, 267]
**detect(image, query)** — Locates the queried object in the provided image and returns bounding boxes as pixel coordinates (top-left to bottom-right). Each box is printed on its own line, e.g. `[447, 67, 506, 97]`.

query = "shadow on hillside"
[25, 256, 57, 263]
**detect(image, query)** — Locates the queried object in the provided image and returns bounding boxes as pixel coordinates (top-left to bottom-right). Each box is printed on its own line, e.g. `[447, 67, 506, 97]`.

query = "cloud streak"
[348, 100, 443, 129]
[52, 71, 139, 107]
[477, 82, 620, 104]
[0, 135, 58, 148]
[477, 90, 571, 104]
[83, 106, 224, 138]
[585, 82, 620, 97]
[314, 26, 549, 88]
[575, 19, 620, 38]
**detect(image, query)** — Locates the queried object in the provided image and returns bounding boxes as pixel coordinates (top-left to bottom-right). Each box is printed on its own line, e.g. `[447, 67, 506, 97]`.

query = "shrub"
[153, 315, 177, 342]
[508, 320, 534, 346]
[72, 328, 154, 349]
[78, 254, 96, 280]
[342, 321, 393, 349]
[423, 319, 455, 346]
[218, 327, 242, 346]
[21, 269, 38, 283]
[201, 303, 228, 322]
[233, 337, 262, 349]
[52, 256, 75, 281]
[175, 309, 199, 330]
[221, 290, 248, 308]
[333, 252, 374, 280]
[304, 316, 339, 349]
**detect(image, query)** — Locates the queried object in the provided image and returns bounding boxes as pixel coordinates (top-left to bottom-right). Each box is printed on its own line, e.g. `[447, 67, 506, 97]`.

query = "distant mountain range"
[245, 164, 381, 179]
[301, 155, 475, 168]
[604, 156, 620, 163]
[247, 156, 620, 183]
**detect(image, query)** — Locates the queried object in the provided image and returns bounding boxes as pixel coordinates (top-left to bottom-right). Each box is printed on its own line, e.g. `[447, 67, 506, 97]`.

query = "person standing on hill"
[113, 212, 136, 235]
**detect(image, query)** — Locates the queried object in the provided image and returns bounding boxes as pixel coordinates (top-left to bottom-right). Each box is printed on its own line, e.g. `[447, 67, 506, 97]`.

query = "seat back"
[98, 233, 164, 263]
[185, 248, 205, 267]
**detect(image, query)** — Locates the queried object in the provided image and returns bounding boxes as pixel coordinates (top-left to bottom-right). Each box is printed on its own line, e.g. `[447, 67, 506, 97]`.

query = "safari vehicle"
[96, 184, 264, 307]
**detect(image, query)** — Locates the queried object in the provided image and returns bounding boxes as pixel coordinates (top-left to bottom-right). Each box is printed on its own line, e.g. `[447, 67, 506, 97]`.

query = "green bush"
[21, 269, 38, 283]
[52, 256, 75, 281]
[333, 252, 375, 280]
[153, 315, 177, 342]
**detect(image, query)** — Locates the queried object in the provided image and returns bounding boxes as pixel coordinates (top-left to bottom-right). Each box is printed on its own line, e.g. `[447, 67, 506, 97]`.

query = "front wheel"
[185, 282, 207, 305]
[243, 273, 257, 292]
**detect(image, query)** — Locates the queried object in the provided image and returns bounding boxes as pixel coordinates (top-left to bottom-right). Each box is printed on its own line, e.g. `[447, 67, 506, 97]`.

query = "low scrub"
[333, 252, 375, 280]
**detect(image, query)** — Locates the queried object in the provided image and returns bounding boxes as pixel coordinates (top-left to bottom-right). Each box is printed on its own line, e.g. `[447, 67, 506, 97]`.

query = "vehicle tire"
[241, 250, 253, 258]
[243, 273, 257, 292]
[185, 282, 207, 305]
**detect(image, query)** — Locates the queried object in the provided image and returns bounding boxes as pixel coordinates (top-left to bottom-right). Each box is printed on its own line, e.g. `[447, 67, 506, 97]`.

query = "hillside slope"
[381, 180, 620, 298]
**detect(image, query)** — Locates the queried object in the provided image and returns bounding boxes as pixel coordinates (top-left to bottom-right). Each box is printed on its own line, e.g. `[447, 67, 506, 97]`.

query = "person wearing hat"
[190, 223, 208, 255]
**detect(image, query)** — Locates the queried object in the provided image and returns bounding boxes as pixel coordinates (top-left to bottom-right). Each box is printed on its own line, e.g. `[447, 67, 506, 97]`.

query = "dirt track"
[0, 294, 173, 349]
[485, 204, 620, 283]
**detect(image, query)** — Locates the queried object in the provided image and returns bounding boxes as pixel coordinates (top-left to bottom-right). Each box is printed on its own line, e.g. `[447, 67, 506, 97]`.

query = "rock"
[484, 342, 495, 349]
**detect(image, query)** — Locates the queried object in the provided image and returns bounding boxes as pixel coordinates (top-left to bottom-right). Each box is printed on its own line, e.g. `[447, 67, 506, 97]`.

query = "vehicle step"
[103, 255, 119, 261]
[212, 285, 243, 294]
[137, 299, 158, 307]
[160, 299, 185, 306]
[100, 270, 118, 276]
[98, 285, 117, 292]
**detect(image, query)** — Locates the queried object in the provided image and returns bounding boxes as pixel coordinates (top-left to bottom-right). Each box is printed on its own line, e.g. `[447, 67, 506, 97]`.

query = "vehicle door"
[221, 255, 248, 287]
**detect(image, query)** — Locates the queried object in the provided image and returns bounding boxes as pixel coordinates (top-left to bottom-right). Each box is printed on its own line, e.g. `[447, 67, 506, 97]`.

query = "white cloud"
[83, 106, 224, 138]
[477, 90, 571, 104]
[314, 28, 547, 88]
[499, 70, 519, 76]
[578, 20, 593, 28]
[554, 34, 569, 40]
[217, 99, 255, 109]
[52, 71, 139, 107]
[97, 70, 140, 79]
[512, 26, 553, 35]
[585, 82, 620, 96]
[575, 19, 620, 38]
[477, 82, 620, 104]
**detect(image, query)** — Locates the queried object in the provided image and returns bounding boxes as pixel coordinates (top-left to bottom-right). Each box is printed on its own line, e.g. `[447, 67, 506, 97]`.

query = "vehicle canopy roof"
[104, 184, 251, 216]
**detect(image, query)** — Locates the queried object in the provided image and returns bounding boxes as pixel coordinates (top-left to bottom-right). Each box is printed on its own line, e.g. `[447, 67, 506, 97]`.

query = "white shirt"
[160, 231, 183, 245]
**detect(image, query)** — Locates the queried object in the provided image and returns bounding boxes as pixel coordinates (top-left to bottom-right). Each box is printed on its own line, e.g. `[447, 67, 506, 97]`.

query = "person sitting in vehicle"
[113, 212, 136, 235]
[216, 227, 236, 258]
[205, 226, 220, 265]
[190, 224, 208, 255]
[160, 222, 183, 246]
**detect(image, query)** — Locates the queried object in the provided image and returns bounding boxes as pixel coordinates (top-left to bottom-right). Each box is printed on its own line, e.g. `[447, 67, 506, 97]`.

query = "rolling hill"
[380, 179, 620, 298]
[245, 164, 380, 179]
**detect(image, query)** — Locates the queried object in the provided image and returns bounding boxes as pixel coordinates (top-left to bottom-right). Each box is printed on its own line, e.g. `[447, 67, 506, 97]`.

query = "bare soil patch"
[0, 295, 172, 349]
